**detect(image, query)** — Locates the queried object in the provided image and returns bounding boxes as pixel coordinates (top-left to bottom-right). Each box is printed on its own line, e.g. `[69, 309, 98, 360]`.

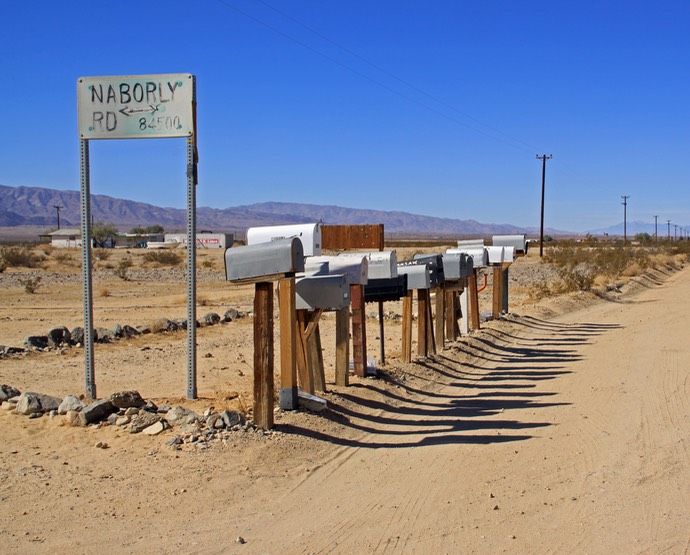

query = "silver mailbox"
[339, 251, 397, 279]
[457, 239, 485, 249]
[246, 223, 322, 257]
[397, 264, 431, 290]
[296, 274, 350, 311]
[407, 254, 444, 286]
[307, 255, 369, 285]
[224, 238, 305, 282]
[303, 260, 330, 276]
[502, 246, 516, 263]
[447, 247, 487, 269]
[442, 252, 474, 280]
[486, 246, 505, 265]
[492, 234, 527, 255]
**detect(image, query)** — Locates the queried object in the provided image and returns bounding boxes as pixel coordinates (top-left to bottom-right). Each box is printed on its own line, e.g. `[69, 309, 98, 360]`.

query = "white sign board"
[77, 73, 194, 139]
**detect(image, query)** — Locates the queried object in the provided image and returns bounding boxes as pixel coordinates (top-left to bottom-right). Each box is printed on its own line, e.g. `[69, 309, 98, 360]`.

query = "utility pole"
[536, 154, 553, 257]
[654, 215, 658, 242]
[674, 224, 678, 241]
[621, 195, 629, 245]
[667, 220, 671, 240]
[53, 205, 63, 230]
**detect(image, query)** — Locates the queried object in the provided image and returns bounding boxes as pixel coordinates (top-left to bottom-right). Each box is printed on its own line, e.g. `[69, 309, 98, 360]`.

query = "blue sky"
[1, 1, 689, 233]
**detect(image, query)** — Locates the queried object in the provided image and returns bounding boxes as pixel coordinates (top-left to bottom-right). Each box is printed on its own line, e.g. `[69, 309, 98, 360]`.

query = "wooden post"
[378, 301, 386, 366]
[350, 284, 367, 377]
[427, 290, 436, 355]
[468, 271, 481, 330]
[309, 323, 326, 393]
[296, 310, 313, 394]
[445, 288, 458, 341]
[253, 282, 274, 430]
[502, 264, 510, 313]
[435, 285, 445, 351]
[402, 291, 413, 362]
[335, 309, 350, 386]
[278, 277, 297, 410]
[459, 285, 470, 336]
[417, 289, 429, 357]
[492, 266, 503, 320]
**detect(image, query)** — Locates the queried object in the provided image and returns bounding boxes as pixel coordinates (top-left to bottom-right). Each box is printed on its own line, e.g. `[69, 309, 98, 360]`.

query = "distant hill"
[588, 221, 684, 238]
[0, 183, 561, 238]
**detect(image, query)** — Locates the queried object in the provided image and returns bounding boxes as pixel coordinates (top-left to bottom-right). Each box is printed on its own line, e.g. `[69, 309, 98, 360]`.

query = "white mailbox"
[447, 247, 488, 269]
[247, 223, 322, 257]
[397, 264, 431, 290]
[307, 255, 369, 285]
[486, 246, 505, 265]
[225, 238, 305, 282]
[492, 234, 527, 255]
[457, 239, 485, 249]
[296, 274, 350, 311]
[339, 251, 397, 279]
[503, 246, 516, 263]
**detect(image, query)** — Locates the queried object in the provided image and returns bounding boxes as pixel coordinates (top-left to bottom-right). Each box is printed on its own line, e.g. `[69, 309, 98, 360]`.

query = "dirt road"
[1, 264, 689, 554]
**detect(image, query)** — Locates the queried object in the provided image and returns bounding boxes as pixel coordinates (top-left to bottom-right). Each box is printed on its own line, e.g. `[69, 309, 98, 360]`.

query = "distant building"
[164, 232, 234, 249]
[42, 228, 82, 248]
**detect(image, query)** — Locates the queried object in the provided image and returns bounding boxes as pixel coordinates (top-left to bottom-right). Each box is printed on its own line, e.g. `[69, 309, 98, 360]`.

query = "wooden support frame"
[401, 291, 413, 362]
[350, 284, 367, 377]
[278, 277, 297, 410]
[296, 309, 324, 394]
[468, 270, 481, 330]
[253, 282, 274, 430]
[492, 266, 504, 320]
[417, 289, 435, 357]
[434, 285, 445, 351]
[335, 309, 350, 386]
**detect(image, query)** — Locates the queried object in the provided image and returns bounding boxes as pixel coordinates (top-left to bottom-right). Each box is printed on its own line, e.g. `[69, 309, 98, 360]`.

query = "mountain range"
[1, 183, 561, 238]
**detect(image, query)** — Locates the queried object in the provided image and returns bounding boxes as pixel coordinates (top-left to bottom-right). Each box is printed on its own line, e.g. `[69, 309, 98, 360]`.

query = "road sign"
[78, 74, 194, 139]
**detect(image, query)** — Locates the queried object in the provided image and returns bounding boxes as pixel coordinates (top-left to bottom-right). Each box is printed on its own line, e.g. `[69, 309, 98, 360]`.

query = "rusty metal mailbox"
[246, 223, 322, 257]
[295, 274, 350, 311]
[397, 264, 431, 290]
[307, 255, 369, 285]
[224, 238, 305, 282]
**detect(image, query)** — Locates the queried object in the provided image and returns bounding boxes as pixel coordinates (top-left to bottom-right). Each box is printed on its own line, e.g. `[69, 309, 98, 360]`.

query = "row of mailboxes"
[339, 251, 397, 279]
[492, 234, 527, 255]
[224, 237, 305, 282]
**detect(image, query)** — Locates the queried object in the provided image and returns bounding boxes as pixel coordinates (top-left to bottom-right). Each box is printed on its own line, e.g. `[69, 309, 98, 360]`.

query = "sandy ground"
[1, 247, 689, 554]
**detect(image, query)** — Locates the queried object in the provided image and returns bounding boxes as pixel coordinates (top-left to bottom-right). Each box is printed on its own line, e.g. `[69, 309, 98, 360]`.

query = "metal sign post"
[77, 73, 197, 400]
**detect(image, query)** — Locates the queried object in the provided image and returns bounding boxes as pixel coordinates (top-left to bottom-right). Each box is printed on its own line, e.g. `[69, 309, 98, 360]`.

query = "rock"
[124, 407, 140, 416]
[95, 327, 115, 343]
[1, 346, 25, 355]
[160, 319, 179, 332]
[15, 392, 63, 415]
[143, 400, 158, 412]
[47, 327, 71, 347]
[65, 410, 81, 426]
[107, 413, 119, 425]
[165, 406, 199, 426]
[129, 412, 161, 433]
[206, 413, 220, 429]
[121, 325, 140, 338]
[58, 395, 85, 414]
[0, 384, 21, 403]
[219, 410, 245, 428]
[23, 336, 49, 350]
[297, 391, 327, 413]
[110, 390, 145, 409]
[70, 326, 85, 345]
[143, 421, 167, 435]
[222, 308, 242, 322]
[79, 399, 117, 426]
[203, 312, 221, 326]
[28, 412, 43, 419]
[94, 441, 109, 449]
[112, 324, 124, 338]
[115, 415, 131, 426]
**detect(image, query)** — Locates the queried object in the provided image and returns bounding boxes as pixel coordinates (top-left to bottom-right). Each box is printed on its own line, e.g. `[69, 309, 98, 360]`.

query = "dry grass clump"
[142, 250, 183, 267]
[0, 245, 44, 269]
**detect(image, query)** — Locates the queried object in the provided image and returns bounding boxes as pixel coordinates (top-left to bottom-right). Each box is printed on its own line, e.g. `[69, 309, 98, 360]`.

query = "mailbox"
[224, 238, 305, 282]
[442, 252, 474, 280]
[457, 239, 485, 249]
[447, 247, 488, 269]
[307, 255, 369, 285]
[404, 254, 444, 286]
[296, 274, 350, 311]
[486, 246, 505, 265]
[303, 260, 330, 276]
[397, 264, 431, 290]
[339, 251, 397, 279]
[364, 275, 408, 303]
[492, 234, 527, 255]
[502, 246, 516, 263]
[247, 223, 322, 257]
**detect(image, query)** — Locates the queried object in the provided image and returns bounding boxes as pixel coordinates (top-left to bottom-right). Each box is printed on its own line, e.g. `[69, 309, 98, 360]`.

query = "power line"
[214, 0, 538, 154]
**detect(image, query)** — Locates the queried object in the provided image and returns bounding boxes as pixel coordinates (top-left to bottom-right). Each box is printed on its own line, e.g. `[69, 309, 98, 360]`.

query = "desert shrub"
[142, 250, 183, 266]
[115, 257, 133, 280]
[19, 276, 42, 294]
[93, 248, 112, 261]
[99, 287, 111, 297]
[201, 258, 215, 269]
[526, 279, 552, 303]
[555, 268, 594, 293]
[52, 251, 75, 265]
[0, 246, 43, 268]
